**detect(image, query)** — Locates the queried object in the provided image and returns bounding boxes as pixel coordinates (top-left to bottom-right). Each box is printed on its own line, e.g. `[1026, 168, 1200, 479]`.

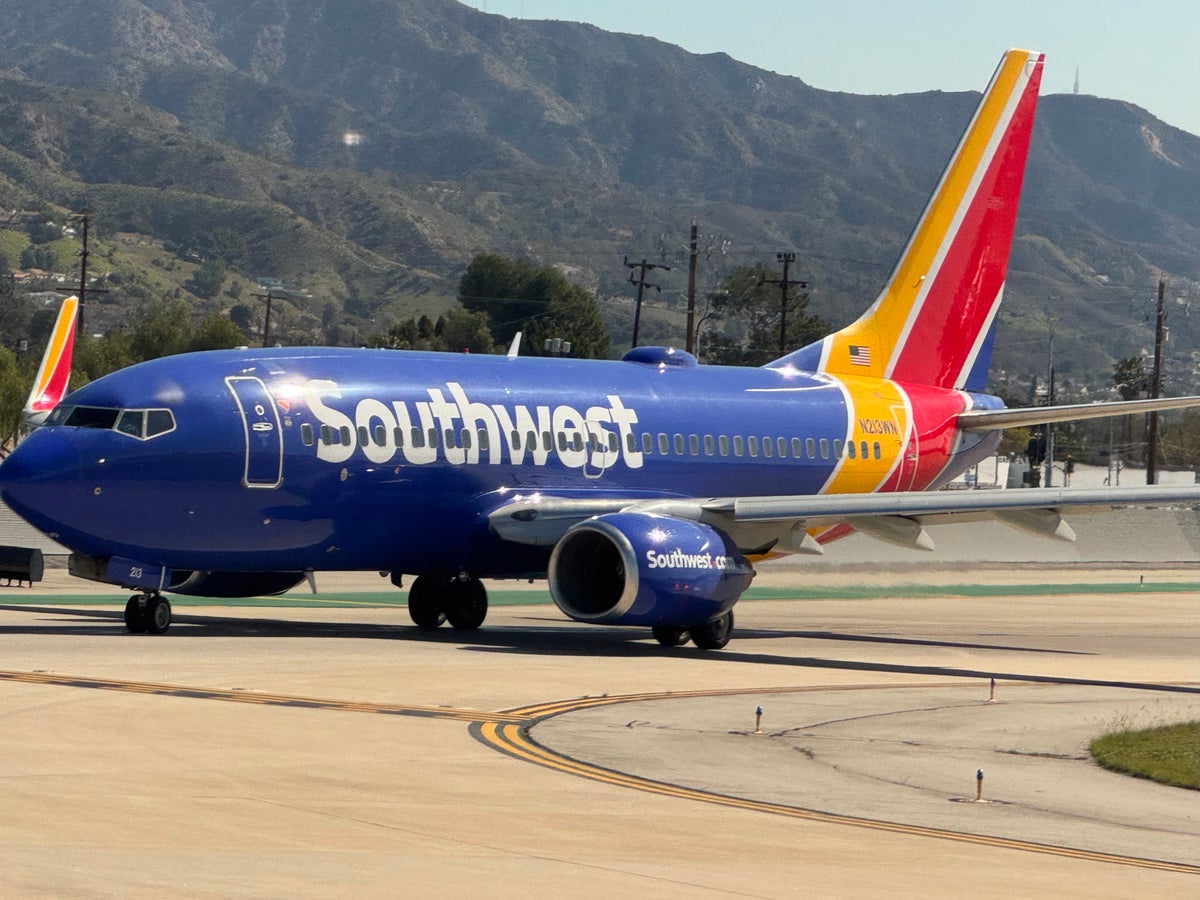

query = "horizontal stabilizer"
[959, 395, 1200, 432]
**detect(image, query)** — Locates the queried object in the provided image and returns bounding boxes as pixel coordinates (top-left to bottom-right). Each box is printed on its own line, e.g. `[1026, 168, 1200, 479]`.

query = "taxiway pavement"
[0, 563, 1196, 898]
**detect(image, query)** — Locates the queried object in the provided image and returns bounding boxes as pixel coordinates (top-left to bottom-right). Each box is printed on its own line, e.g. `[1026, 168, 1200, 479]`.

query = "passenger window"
[874, 442, 882, 460]
[608, 433, 619, 453]
[374, 425, 386, 446]
[627, 433, 639, 454]
[762, 437, 773, 459]
[411, 426, 425, 448]
[703, 435, 715, 456]
[806, 437, 816, 459]
[847, 441, 856, 459]
[526, 430, 537, 451]
[321, 424, 334, 445]
[358, 426, 370, 447]
[511, 429, 521, 450]
[558, 433, 568, 452]
[733, 436, 744, 457]
[719, 435, 730, 456]
[861, 441, 869, 459]
[340, 426, 352, 446]
[477, 429, 489, 452]
[542, 431, 553, 451]
[819, 438, 830, 459]
[748, 436, 759, 457]
[658, 433, 669, 454]
[116, 410, 144, 438]
[571, 433, 583, 452]
[791, 437, 802, 458]
[394, 427, 405, 448]
[461, 428, 472, 450]
[777, 437, 787, 457]
[642, 432, 654, 455]
[301, 423, 315, 447]
[428, 428, 439, 448]
[688, 435, 699, 456]
[444, 428, 456, 449]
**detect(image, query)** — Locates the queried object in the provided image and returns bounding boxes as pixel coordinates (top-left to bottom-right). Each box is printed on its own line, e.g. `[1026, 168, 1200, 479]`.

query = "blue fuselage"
[0, 347, 997, 577]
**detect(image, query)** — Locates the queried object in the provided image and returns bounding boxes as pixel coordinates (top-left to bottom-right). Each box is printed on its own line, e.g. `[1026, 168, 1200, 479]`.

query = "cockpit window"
[116, 410, 145, 438]
[145, 409, 175, 438]
[45, 405, 175, 440]
[62, 406, 121, 429]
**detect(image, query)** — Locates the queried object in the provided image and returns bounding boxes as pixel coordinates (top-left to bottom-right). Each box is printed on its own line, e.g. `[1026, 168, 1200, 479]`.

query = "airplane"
[21, 295, 78, 429]
[1, 49, 1198, 646]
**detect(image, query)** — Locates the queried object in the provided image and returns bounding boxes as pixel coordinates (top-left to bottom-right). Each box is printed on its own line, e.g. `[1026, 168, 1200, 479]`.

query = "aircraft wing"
[489, 484, 1200, 554]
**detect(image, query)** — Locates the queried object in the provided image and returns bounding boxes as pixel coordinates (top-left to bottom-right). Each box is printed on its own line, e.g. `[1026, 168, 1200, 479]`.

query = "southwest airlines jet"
[2, 50, 1198, 648]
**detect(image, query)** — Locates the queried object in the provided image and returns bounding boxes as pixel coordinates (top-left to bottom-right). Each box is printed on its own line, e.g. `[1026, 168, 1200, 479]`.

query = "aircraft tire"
[688, 611, 734, 650]
[407, 576, 447, 630]
[124, 596, 148, 634]
[651, 624, 690, 647]
[445, 578, 487, 631]
[144, 595, 172, 634]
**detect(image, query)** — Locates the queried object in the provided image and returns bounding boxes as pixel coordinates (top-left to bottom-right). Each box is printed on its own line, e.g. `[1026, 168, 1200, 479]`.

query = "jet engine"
[548, 512, 754, 628]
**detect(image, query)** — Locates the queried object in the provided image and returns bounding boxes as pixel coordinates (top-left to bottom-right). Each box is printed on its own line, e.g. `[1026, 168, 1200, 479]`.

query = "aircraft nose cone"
[0, 431, 83, 528]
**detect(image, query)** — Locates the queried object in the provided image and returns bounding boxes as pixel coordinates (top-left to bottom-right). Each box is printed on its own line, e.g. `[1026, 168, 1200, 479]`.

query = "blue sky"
[467, 0, 1200, 136]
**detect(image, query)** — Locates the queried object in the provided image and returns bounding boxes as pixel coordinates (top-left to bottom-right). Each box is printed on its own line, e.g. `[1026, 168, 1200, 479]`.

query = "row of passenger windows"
[299, 422, 883, 462]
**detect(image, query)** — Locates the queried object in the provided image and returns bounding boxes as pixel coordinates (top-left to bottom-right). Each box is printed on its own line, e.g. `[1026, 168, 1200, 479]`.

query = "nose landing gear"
[124, 593, 172, 634]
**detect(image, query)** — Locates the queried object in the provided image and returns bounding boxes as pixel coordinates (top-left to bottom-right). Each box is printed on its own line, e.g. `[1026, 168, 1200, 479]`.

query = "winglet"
[23, 296, 79, 426]
[775, 49, 1045, 391]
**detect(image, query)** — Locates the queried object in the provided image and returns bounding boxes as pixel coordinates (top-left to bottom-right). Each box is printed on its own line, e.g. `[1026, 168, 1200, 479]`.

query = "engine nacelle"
[168, 570, 306, 598]
[548, 512, 754, 628]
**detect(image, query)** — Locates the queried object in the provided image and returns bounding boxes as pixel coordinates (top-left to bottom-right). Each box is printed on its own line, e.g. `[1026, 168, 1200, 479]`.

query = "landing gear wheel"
[407, 575, 447, 629]
[144, 595, 172, 634]
[688, 611, 734, 650]
[652, 624, 690, 647]
[124, 595, 148, 634]
[445, 577, 488, 631]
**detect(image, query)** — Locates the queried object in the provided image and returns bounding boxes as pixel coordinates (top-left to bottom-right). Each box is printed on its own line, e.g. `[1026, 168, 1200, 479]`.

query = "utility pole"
[62, 212, 108, 337]
[251, 290, 275, 348]
[685, 221, 698, 354]
[1146, 277, 1166, 484]
[624, 256, 670, 348]
[759, 252, 808, 356]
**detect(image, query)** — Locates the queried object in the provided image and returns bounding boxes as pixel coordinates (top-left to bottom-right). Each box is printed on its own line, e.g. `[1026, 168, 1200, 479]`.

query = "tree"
[458, 253, 610, 358]
[700, 264, 828, 365]
[188, 313, 246, 351]
[1112, 356, 1149, 463]
[184, 259, 226, 299]
[0, 346, 28, 456]
[370, 309, 496, 354]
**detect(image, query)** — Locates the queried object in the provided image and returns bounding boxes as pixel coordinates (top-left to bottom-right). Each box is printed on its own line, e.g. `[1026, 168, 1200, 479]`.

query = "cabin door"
[226, 376, 284, 489]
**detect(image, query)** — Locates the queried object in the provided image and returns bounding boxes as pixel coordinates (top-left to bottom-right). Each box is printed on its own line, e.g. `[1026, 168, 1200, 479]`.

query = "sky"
[466, 0, 1200, 136]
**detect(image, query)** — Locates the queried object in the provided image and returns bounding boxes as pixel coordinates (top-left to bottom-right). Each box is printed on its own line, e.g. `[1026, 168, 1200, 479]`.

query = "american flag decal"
[849, 345, 871, 366]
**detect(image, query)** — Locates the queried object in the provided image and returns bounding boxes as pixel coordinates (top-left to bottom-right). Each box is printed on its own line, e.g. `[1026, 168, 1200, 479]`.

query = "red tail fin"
[776, 49, 1044, 391]
[23, 296, 78, 426]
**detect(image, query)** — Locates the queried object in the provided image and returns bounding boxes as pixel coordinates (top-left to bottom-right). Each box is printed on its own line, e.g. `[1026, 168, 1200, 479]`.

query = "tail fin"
[775, 49, 1044, 391]
[23, 295, 78, 426]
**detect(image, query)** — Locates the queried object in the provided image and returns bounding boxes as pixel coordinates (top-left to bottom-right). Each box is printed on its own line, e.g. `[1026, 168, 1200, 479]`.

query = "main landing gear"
[652, 611, 734, 650]
[403, 573, 488, 631]
[124, 592, 172, 635]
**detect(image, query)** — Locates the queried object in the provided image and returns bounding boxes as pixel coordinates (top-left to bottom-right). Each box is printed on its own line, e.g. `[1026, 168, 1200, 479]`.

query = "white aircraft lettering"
[304, 380, 644, 470]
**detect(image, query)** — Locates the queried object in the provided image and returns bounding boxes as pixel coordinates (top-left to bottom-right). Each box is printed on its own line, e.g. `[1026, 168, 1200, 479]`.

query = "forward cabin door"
[226, 376, 284, 488]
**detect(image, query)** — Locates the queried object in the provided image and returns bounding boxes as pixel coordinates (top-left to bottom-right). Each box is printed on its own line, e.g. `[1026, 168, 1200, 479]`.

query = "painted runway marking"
[473, 684, 1200, 876]
[0, 669, 531, 724]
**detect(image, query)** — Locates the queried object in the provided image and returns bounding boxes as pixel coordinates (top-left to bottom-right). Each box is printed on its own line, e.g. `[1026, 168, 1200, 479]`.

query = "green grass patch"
[3, 581, 1198, 609]
[1090, 721, 1199, 790]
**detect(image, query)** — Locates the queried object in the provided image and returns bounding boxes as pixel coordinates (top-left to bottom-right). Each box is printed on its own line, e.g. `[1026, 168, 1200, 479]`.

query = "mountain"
[0, 0, 1196, 391]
